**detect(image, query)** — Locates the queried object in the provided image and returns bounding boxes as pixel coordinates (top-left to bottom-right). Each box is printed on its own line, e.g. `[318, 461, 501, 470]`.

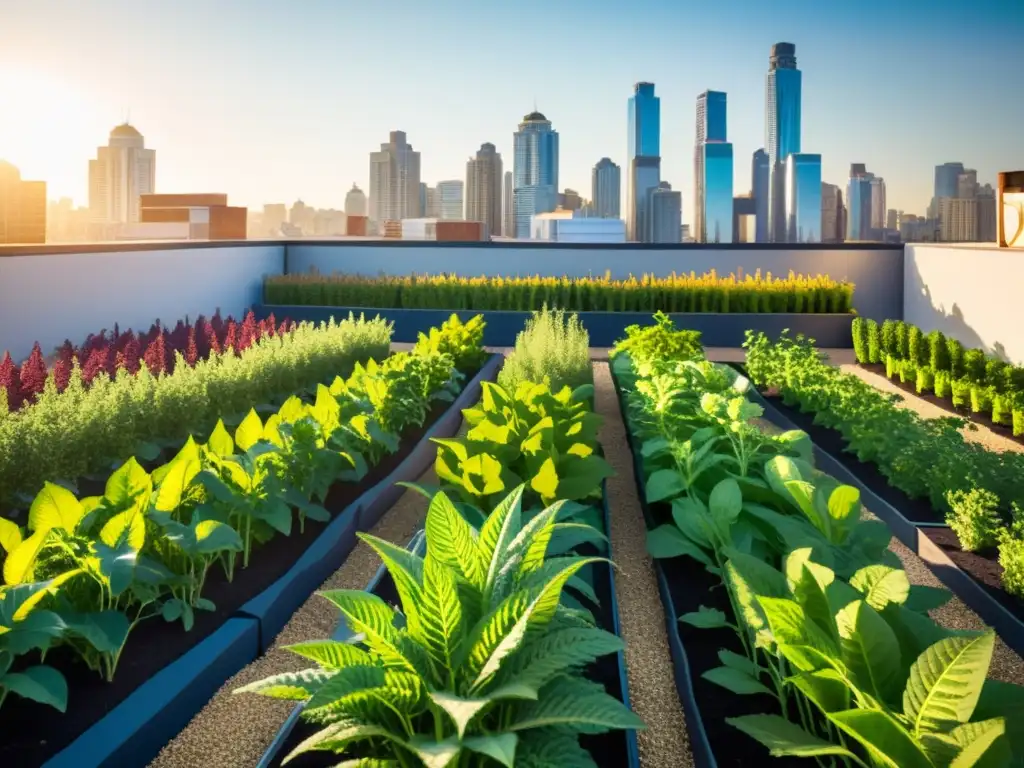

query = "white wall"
[287, 242, 904, 321]
[904, 243, 1023, 363]
[0, 244, 284, 361]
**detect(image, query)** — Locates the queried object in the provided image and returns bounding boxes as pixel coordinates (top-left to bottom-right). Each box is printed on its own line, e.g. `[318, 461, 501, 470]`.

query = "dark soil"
[0, 399, 453, 768]
[735, 365, 944, 524]
[923, 527, 1024, 620]
[264, 514, 632, 767]
[856, 362, 1024, 447]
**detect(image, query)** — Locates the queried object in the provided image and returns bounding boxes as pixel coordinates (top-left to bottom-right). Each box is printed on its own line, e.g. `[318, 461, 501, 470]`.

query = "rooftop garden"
[1, 287, 1022, 768]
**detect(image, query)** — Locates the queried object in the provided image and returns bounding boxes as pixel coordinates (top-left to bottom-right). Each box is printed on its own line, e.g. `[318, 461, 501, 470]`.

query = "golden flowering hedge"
[264, 269, 855, 314]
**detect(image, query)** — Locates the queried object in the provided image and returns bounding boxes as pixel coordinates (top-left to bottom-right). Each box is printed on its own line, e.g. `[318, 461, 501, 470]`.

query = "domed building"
[88, 122, 155, 225]
[512, 108, 559, 238]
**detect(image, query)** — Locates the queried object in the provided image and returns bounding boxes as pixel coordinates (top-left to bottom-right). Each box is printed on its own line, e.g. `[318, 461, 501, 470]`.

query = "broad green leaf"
[836, 599, 903, 704]
[0, 517, 22, 555]
[828, 708, 934, 768]
[7, 569, 83, 622]
[758, 596, 839, 669]
[509, 677, 645, 733]
[3, 530, 50, 584]
[531, 457, 560, 502]
[515, 728, 599, 768]
[679, 605, 730, 629]
[283, 640, 371, 669]
[727, 714, 863, 761]
[702, 665, 773, 696]
[304, 663, 387, 712]
[2, 665, 68, 711]
[827, 485, 861, 528]
[709, 478, 743, 523]
[104, 458, 152, 510]
[787, 669, 851, 714]
[645, 469, 684, 503]
[430, 685, 536, 739]
[502, 626, 623, 690]
[904, 585, 952, 614]
[425, 491, 484, 588]
[193, 520, 243, 555]
[479, 486, 524, 599]
[646, 525, 712, 565]
[946, 718, 1011, 768]
[207, 420, 234, 456]
[234, 667, 337, 700]
[153, 458, 200, 512]
[357, 533, 425, 636]
[785, 548, 838, 643]
[671, 496, 713, 549]
[100, 509, 146, 552]
[463, 733, 518, 767]
[718, 649, 758, 676]
[281, 720, 391, 762]
[419, 554, 463, 674]
[62, 610, 130, 655]
[903, 631, 995, 736]
[28, 482, 84, 534]
[556, 455, 614, 500]
[234, 409, 264, 452]
[405, 736, 462, 768]
[850, 565, 911, 611]
[463, 453, 507, 497]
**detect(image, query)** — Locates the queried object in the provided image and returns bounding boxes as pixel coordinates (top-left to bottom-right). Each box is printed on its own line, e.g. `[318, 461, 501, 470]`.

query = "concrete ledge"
[255, 305, 854, 348]
[44, 619, 260, 768]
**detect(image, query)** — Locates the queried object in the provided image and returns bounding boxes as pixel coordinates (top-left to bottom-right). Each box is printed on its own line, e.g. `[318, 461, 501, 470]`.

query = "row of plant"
[1, 310, 287, 412]
[613, 318, 1024, 766]
[264, 268, 856, 314]
[0, 317, 484, 720]
[0, 314, 394, 512]
[236, 341, 641, 765]
[746, 330, 1024, 599]
[851, 317, 1024, 435]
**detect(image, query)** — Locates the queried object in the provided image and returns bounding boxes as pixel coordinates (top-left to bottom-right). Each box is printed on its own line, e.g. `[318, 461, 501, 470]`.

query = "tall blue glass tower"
[627, 82, 661, 241]
[785, 154, 821, 243]
[765, 43, 802, 242]
[513, 111, 559, 238]
[703, 142, 734, 243]
[752, 149, 770, 242]
[694, 91, 729, 243]
[847, 164, 874, 241]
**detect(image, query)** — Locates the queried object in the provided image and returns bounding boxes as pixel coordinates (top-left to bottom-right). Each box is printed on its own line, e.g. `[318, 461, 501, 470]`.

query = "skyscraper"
[694, 91, 732, 243]
[752, 149, 770, 242]
[503, 170, 514, 238]
[847, 164, 874, 241]
[344, 183, 367, 216]
[436, 180, 464, 220]
[592, 158, 621, 219]
[765, 43, 802, 242]
[957, 169, 978, 200]
[626, 82, 661, 241]
[89, 123, 156, 225]
[821, 182, 845, 243]
[870, 177, 886, 230]
[369, 130, 421, 232]
[513, 111, 559, 238]
[939, 198, 978, 242]
[650, 182, 682, 243]
[425, 186, 440, 218]
[978, 184, 997, 242]
[931, 162, 965, 219]
[466, 143, 503, 238]
[784, 154, 821, 243]
[0, 161, 46, 244]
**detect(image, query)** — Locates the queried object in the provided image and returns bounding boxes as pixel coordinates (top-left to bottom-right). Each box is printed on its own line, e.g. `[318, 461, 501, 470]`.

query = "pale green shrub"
[498, 306, 591, 393]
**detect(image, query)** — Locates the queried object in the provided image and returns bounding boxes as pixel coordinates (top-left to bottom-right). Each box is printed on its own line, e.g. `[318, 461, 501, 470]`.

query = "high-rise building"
[869, 177, 886, 230]
[733, 194, 756, 243]
[0, 161, 46, 243]
[931, 162, 965, 218]
[88, 123, 156, 225]
[957, 169, 978, 200]
[436, 180, 463, 220]
[513, 111, 559, 238]
[699, 142, 734, 243]
[939, 198, 978, 242]
[694, 90, 728, 243]
[262, 204, 287, 235]
[977, 183, 997, 242]
[503, 170, 514, 238]
[423, 186, 439, 218]
[784, 154, 821, 243]
[559, 189, 583, 211]
[369, 130, 421, 232]
[650, 182, 681, 243]
[846, 164, 874, 241]
[765, 43, 802, 242]
[344, 183, 367, 216]
[821, 182, 845, 243]
[466, 143, 503, 238]
[886, 209, 898, 231]
[626, 83, 661, 241]
[592, 158, 621, 219]
[752, 149, 770, 242]
[419, 183, 428, 219]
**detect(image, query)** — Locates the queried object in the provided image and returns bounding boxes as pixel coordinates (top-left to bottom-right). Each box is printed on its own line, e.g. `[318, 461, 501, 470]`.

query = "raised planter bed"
[735, 366, 1024, 661]
[1, 356, 503, 768]
[255, 480, 640, 768]
[253, 304, 855, 349]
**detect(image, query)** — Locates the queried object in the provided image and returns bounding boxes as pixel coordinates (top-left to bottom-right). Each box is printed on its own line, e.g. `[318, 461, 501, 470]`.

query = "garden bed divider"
[740, 369, 1024, 660]
[610, 364, 718, 768]
[252, 304, 854, 349]
[42, 354, 502, 768]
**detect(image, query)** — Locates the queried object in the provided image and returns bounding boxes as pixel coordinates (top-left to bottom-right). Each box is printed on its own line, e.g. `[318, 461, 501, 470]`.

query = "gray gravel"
[148, 468, 436, 768]
[593, 361, 694, 768]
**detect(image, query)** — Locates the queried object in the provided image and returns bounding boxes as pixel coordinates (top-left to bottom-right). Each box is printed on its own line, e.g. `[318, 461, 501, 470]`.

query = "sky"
[1, 0, 1022, 223]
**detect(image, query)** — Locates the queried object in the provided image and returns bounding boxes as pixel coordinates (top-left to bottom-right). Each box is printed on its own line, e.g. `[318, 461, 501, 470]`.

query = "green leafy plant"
[852, 318, 868, 364]
[899, 360, 916, 385]
[934, 370, 952, 399]
[894, 321, 909, 360]
[498, 306, 592, 394]
[915, 366, 934, 395]
[880, 320, 896, 358]
[993, 393, 1011, 425]
[952, 377, 971, 409]
[945, 488, 1002, 552]
[866, 319, 881, 364]
[928, 330, 950, 372]
[964, 349, 987, 384]
[947, 337, 965, 378]
[971, 384, 994, 415]
[235, 486, 644, 766]
[908, 324, 927, 367]
[611, 311, 703, 368]
[885, 354, 899, 379]
[412, 313, 488, 375]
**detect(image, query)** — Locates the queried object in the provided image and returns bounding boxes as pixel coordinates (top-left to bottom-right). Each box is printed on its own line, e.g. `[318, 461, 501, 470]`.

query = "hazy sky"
[1, 0, 1021, 221]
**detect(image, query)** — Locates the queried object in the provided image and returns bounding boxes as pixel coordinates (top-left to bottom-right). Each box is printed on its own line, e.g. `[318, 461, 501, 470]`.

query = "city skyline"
[1, 0, 1020, 222]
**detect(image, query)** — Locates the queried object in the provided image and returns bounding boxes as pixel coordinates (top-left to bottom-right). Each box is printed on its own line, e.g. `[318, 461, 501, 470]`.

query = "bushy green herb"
[412, 313, 488, 375]
[915, 365, 934, 394]
[1015, 403, 1024, 437]
[852, 317, 868, 363]
[908, 324, 927, 366]
[972, 383, 994, 414]
[999, 533, 1024, 598]
[611, 311, 703, 369]
[236, 486, 644, 765]
[952, 377, 972, 409]
[885, 353, 899, 379]
[894, 321, 909, 359]
[927, 329, 949, 371]
[866, 318, 881, 363]
[498, 307, 591, 394]
[899, 359, 916, 384]
[947, 336, 965, 378]
[934, 369, 952, 399]
[880, 319, 896, 357]
[964, 348, 987, 383]
[994, 393, 1012, 425]
[946, 488, 1002, 551]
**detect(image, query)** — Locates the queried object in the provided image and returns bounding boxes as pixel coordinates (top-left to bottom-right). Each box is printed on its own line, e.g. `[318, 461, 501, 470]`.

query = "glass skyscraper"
[592, 157, 621, 219]
[513, 111, 559, 238]
[703, 142, 734, 243]
[694, 90, 728, 243]
[752, 149, 769, 243]
[784, 154, 821, 243]
[765, 43, 802, 242]
[626, 82, 660, 241]
[846, 164, 874, 241]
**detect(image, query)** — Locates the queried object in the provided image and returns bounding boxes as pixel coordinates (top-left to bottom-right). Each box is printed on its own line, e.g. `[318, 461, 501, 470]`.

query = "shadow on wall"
[911, 259, 1011, 361]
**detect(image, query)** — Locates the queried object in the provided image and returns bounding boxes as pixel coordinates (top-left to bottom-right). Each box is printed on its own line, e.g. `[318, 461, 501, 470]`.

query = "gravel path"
[593, 361, 694, 768]
[148, 470, 436, 768]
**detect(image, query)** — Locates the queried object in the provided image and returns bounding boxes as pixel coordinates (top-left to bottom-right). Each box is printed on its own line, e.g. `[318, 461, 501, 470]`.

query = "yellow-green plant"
[498, 307, 591, 394]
